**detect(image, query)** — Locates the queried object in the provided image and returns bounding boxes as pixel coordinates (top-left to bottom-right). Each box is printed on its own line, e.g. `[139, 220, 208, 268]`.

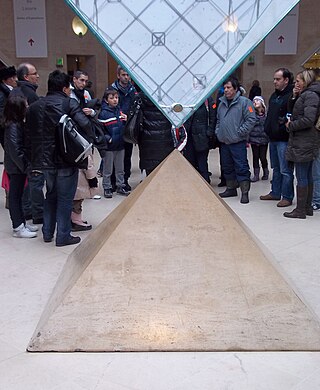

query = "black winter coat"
[184, 97, 215, 152]
[137, 93, 174, 172]
[10, 80, 39, 104]
[4, 122, 28, 174]
[264, 84, 293, 142]
[26, 91, 93, 170]
[286, 82, 320, 163]
[0, 83, 11, 147]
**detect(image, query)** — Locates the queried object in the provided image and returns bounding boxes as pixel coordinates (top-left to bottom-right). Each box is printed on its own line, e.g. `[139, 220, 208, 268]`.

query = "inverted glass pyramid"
[65, 0, 300, 126]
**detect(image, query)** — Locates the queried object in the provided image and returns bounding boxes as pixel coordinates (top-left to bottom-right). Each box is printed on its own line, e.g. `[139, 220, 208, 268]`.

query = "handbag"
[123, 98, 143, 144]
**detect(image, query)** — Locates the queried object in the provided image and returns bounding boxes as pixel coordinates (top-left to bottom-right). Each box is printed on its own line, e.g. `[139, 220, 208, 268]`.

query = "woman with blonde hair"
[284, 69, 320, 219]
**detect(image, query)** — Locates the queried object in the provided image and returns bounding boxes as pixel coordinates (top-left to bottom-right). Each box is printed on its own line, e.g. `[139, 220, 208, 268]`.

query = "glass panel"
[65, 0, 300, 126]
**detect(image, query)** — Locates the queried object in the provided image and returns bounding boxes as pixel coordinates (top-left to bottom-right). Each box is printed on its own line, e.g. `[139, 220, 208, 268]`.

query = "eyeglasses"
[28, 71, 38, 76]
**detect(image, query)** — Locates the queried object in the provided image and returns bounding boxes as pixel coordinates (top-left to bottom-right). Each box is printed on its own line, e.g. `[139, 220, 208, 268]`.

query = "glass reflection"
[66, 0, 300, 126]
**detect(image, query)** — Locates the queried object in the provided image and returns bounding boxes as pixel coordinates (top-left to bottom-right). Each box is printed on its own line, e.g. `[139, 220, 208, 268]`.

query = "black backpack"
[57, 100, 92, 167]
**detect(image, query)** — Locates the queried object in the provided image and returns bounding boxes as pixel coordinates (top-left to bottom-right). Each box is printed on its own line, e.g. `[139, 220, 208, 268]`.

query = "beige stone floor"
[1, 146, 320, 389]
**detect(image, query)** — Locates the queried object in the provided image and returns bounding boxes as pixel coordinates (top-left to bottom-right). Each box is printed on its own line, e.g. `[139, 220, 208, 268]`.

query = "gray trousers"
[102, 149, 125, 190]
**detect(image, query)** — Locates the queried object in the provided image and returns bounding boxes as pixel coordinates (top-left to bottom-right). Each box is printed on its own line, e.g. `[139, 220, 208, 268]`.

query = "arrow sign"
[28, 38, 35, 46]
[278, 35, 285, 43]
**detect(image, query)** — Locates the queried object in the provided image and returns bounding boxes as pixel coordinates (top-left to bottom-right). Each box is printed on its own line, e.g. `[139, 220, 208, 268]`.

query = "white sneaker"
[13, 223, 37, 238]
[25, 223, 39, 232]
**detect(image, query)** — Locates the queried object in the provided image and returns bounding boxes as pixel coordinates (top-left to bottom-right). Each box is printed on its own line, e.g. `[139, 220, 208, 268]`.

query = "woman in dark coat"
[184, 97, 215, 182]
[138, 92, 175, 175]
[284, 70, 320, 219]
[4, 95, 38, 237]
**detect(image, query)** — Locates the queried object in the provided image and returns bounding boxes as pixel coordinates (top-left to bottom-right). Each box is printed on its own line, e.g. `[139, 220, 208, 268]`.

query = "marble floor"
[1, 146, 320, 390]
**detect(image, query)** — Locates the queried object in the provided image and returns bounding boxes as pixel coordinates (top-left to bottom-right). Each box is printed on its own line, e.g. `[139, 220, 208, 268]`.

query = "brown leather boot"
[283, 186, 307, 219]
[306, 183, 314, 216]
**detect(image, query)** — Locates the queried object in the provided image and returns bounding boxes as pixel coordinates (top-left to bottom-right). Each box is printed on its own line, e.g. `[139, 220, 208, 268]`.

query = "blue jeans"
[28, 171, 45, 220]
[42, 168, 78, 244]
[8, 173, 27, 229]
[295, 161, 313, 187]
[220, 141, 250, 183]
[269, 141, 294, 200]
[312, 150, 320, 205]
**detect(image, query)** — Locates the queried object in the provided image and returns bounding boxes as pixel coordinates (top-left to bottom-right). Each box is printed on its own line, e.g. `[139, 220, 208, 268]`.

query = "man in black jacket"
[26, 70, 93, 247]
[11, 62, 44, 224]
[260, 68, 294, 207]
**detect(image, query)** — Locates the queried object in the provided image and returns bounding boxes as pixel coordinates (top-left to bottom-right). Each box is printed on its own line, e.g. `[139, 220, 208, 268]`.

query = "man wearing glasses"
[11, 63, 44, 226]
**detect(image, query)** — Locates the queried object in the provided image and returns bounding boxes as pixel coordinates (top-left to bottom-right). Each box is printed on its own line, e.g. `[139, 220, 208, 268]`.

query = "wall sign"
[13, 0, 48, 58]
[265, 5, 299, 55]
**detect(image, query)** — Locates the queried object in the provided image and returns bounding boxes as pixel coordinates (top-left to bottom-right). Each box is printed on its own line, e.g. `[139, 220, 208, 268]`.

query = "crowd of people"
[1, 62, 320, 245]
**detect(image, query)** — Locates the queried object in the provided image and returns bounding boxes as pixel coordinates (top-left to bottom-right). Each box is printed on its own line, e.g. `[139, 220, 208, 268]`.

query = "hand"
[82, 107, 93, 116]
[285, 117, 291, 128]
[292, 86, 300, 97]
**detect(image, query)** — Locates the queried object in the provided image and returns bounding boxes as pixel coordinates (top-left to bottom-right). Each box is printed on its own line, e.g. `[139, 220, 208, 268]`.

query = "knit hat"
[0, 66, 17, 81]
[253, 95, 266, 111]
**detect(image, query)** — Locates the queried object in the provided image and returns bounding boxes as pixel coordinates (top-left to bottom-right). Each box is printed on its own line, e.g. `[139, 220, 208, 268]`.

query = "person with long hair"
[284, 69, 320, 219]
[3, 95, 38, 237]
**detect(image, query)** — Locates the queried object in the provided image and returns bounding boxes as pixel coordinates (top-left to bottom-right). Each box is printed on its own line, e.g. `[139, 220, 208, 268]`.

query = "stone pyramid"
[28, 151, 320, 352]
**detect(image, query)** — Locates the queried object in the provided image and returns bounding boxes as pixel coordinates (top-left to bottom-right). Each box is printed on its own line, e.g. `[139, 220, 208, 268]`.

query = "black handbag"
[123, 98, 143, 144]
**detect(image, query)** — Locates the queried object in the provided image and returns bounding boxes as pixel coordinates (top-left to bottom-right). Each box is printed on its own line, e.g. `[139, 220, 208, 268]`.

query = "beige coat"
[74, 153, 100, 200]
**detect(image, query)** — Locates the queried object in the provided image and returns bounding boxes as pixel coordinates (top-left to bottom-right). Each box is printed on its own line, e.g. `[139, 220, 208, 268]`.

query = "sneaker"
[71, 222, 92, 232]
[117, 187, 130, 196]
[124, 182, 132, 192]
[92, 194, 101, 200]
[97, 169, 103, 177]
[104, 189, 113, 198]
[56, 235, 81, 247]
[13, 223, 37, 238]
[312, 203, 320, 211]
[25, 223, 39, 232]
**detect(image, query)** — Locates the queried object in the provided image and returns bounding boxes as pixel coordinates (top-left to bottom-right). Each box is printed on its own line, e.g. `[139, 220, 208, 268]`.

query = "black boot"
[261, 167, 269, 180]
[306, 183, 314, 216]
[251, 168, 260, 182]
[283, 186, 308, 219]
[219, 180, 238, 198]
[239, 180, 250, 204]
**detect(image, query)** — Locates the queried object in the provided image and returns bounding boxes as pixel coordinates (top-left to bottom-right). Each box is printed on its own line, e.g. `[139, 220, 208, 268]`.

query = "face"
[223, 81, 237, 100]
[273, 71, 289, 91]
[63, 85, 72, 97]
[294, 74, 305, 91]
[107, 93, 119, 107]
[73, 74, 88, 90]
[5, 75, 18, 88]
[253, 99, 262, 109]
[118, 70, 129, 87]
[25, 64, 39, 85]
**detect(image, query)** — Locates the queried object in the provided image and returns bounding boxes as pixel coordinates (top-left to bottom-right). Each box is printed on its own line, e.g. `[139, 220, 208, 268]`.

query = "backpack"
[57, 100, 93, 167]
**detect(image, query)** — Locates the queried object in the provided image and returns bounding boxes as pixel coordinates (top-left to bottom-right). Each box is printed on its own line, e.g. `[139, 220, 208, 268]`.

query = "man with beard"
[111, 65, 137, 191]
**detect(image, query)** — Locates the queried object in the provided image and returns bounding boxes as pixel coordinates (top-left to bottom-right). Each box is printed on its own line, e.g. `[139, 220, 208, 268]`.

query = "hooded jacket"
[216, 91, 256, 145]
[286, 81, 320, 163]
[98, 100, 126, 151]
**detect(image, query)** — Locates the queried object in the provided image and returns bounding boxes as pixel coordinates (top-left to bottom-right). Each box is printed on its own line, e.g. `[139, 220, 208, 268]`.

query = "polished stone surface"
[1, 146, 320, 389]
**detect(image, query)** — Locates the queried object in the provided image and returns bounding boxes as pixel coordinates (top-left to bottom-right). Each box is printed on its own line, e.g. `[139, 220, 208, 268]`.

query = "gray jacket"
[216, 92, 256, 145]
